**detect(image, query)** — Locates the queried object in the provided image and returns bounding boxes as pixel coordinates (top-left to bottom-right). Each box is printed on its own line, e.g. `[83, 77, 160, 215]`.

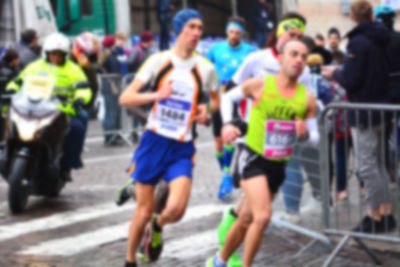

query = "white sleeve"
[205, 64, 219, 92]
[232, 53, 256, 84]
[306, 118, 320, 145]
[135, 53, 160, 84]
[221, 86, 245, 124]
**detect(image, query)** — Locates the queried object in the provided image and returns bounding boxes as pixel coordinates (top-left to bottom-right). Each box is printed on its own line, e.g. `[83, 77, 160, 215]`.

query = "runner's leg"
[126, 183, 155, 263]
[241, 175, 273, 267]
[220, 198, 252, 261]
[157, 177, 192, 226]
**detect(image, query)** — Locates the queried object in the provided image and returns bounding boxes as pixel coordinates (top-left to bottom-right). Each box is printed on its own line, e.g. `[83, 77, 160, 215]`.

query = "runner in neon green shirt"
[207, 39, 317, 267]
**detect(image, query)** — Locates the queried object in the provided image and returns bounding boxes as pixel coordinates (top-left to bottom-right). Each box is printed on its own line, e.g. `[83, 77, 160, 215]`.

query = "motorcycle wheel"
[8, 157, 29, 214]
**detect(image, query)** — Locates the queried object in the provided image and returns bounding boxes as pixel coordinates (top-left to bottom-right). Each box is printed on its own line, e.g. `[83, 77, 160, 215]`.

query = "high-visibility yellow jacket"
[7, 58, 92, 116]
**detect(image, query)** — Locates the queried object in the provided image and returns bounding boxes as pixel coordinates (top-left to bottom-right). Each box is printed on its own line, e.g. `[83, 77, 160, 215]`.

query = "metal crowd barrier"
[96, 73, 148, 147]
[319, 102, 400, 267]
[270, 138, 331, 257]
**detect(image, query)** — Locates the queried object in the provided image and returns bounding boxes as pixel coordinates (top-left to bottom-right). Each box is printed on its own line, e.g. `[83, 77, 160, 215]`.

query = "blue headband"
[173, 8, 203, 35]
[226, 22, 245, 34]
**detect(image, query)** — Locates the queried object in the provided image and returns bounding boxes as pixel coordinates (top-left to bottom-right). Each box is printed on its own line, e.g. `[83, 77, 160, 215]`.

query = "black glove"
[73, 99, 85, 111]
[228, 118, 248, 137]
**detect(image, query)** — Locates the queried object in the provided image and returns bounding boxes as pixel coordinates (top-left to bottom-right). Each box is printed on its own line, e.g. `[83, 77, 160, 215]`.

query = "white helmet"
[43, 32, 70, 54]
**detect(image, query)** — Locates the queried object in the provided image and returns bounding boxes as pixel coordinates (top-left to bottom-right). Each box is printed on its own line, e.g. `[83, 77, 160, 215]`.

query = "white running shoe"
[273, 211, 301, 224]
[300, 197, 321, 214]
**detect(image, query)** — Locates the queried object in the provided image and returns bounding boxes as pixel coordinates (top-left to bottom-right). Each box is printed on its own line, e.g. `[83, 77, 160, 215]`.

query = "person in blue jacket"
[207, 16, 256, 201]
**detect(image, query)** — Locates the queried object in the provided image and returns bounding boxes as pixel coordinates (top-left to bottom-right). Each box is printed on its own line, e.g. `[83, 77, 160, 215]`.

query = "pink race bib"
[264, 120, 296, 159]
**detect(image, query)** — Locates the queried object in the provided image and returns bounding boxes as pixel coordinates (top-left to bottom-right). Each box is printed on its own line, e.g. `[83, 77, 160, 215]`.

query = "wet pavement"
[0, 121, 399, 267]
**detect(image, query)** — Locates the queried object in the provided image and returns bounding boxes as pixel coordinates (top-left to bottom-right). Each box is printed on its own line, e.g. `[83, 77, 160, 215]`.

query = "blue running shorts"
[128, 130, 196, 185]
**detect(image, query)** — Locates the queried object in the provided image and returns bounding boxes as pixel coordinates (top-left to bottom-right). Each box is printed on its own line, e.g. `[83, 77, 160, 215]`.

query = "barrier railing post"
[319, 113, 331, 229]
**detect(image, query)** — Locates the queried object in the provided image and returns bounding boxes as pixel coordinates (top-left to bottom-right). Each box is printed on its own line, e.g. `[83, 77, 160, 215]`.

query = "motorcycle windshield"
[12, 92, 59, 118]
[11, 75, 60, 118]
[22, 75, 55, 101]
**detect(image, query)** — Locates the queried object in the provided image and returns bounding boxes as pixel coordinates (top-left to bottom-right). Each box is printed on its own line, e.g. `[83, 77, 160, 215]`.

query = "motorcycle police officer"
[7, 32, 92, 181]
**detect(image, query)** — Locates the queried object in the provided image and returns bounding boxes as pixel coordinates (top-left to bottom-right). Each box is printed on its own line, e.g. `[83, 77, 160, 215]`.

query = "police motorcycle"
[0, 74, 87, 214]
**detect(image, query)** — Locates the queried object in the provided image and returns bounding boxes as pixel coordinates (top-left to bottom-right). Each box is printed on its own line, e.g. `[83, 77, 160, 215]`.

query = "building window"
[81, 0, 93, 16]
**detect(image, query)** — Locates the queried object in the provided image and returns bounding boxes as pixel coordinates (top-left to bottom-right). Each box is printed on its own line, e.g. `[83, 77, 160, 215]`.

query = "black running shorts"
[235, 145, 287, 193]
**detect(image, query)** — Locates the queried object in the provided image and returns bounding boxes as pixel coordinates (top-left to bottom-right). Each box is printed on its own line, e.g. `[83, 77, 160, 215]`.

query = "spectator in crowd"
[314, 33, 325, 47]
[374, 5, 400, 104]
[99, 35, 115, 66]
[128, 31, 154, 73]
[114, 32, 129, 76]
[71, 32, 101, 118]
[14, 29, 40, 69]
[128, 31, 155, 142]
[252, 0, 275, 48]
[157, 0, 171, 51]
[0, 49, 19, 92]
[308, 52, 352, 202]
[313, 33, 332, 65]
[323, 0, 396, 233]
[374, 4, 400, 182]
[327, 27, 346, 65]
[99, 33, 129, 146]
[0, 49, 19, 141]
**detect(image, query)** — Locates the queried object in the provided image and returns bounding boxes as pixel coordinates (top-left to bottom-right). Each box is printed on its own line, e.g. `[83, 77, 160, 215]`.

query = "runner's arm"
[221, 78, 263, 123]
[120, 54, 168, 107]
[209, 90, 220, 113]
[119, 79, 171, 107]
[305, 92, 320, 145]
[221, 79, 263, 144]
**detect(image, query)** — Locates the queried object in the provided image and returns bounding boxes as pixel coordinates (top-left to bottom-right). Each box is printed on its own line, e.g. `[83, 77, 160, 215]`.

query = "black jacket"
[332, 22, 391, 127]
[387, 30, 400, 103]
[333, 22, 390, 103]
[0, 61, 19, 94]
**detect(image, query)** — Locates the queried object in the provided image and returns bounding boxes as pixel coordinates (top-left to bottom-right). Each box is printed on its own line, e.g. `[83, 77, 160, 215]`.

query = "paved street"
[0, 121, 400, 267]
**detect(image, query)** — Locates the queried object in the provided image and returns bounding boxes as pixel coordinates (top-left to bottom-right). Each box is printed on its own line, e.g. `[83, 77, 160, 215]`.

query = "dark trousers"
[60, 110, 88, 171]
[335, 136, 353, 193]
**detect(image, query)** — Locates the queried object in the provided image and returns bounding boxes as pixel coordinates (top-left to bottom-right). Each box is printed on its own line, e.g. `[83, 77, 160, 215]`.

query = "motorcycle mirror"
[74, 81, 90, 89]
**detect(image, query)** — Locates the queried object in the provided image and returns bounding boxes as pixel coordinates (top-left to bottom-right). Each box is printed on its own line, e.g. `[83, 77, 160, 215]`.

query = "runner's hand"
[156, 80, 173, 101]
[195, 104, 210, 125]
[295, 117, 307, 138]
[222, 124, 241, 144]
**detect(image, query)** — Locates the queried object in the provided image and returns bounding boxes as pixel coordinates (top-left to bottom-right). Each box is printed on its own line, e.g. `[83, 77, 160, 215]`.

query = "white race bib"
[152, 78, 196, 139]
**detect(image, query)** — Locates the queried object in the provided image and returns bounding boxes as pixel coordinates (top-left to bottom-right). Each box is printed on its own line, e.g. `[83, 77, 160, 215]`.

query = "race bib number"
[264, 120, 296, 159]
[155, 80, 193, 133]
[23, 75, 54, 101]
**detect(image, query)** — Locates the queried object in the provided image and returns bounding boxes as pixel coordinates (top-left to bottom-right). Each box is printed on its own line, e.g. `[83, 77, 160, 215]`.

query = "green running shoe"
[217, 207, 237, 245]
[115, 180, 134, 206]
[227, 252, 242, 267]
[217, 207, 242, 267]
[138, 215, 163, 263]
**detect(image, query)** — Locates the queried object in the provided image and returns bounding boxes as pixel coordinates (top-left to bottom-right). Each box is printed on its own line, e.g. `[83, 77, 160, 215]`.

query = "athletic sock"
[216, 150, 224, 170]
[124, 261, 137, 267]
[215, 254, 227, 265]
[230, 208, 238, 218]
[222, 144, 234, 172]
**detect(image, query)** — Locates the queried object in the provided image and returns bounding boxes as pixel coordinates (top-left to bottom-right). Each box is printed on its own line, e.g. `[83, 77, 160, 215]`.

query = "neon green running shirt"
[245, 75, 308, 162]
